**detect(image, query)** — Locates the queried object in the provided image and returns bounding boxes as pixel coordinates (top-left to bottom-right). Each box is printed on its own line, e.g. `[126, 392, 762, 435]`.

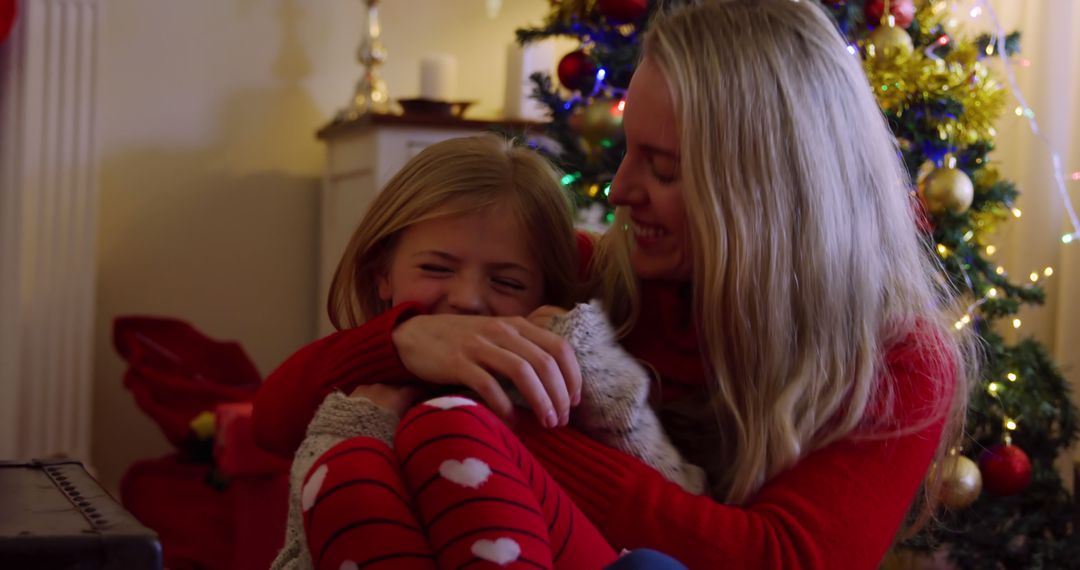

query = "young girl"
[269, 135, 701, 570]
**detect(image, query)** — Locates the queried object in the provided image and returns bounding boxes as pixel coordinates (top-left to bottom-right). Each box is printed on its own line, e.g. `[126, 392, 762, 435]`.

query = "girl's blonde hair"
[594, 0, 974, 526]
[329, 134, 579, 329]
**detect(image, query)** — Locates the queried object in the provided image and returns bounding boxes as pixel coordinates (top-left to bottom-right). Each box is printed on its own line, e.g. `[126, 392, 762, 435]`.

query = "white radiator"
[0, 0, 101, 462]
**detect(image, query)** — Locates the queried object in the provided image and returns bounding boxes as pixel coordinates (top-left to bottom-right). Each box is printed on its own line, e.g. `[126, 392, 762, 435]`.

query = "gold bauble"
[921, 165, 975, 214]
[936, 455, 982, 510]
[867, 24, 914, 57]
[570, 98, 624, 146]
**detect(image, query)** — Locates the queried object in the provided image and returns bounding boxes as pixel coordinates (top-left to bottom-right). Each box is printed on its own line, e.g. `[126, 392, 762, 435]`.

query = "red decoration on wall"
[1, 0, 17, 45]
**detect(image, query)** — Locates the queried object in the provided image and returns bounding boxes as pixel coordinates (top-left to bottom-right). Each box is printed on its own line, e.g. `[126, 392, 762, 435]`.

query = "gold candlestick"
[338, 0, 392, 120]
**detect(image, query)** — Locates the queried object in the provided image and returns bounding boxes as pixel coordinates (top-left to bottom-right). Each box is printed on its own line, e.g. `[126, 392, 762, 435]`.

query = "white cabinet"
[316, 114, 539, 335]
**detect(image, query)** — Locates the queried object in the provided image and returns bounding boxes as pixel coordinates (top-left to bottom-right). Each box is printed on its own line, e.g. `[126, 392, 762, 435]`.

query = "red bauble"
[598, 0, 649, 24]
[558, 50, 597, 92]
[865, 0, 915, 29]
[1, 0, 17, 45]
[978, 444, 1032, 496]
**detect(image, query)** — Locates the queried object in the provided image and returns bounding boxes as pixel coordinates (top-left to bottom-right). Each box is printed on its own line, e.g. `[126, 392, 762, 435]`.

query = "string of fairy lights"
[978, 0, 1080, 245]
[931, 0, 1078, 441]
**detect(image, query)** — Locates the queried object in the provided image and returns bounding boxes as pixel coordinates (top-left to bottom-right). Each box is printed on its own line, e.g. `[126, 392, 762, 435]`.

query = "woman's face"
[377, 205, 545, 316]
[609, 58, 692, 281]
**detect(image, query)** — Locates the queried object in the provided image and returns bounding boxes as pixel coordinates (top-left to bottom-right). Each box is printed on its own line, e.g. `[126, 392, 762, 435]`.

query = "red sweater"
[253, 280, 950, 570]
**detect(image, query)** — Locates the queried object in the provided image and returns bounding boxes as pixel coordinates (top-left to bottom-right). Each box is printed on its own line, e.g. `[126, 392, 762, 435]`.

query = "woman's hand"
[349, 383, 422, 417]
[391, 314, 581, 428]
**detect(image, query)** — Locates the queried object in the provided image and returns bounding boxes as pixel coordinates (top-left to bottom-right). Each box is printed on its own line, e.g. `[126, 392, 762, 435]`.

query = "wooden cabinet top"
[316, 113, 547, 141]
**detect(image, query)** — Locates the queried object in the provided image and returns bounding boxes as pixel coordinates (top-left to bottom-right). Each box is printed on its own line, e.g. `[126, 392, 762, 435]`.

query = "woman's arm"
[515, 345, 950, 569]
[548, 302, 706, 494]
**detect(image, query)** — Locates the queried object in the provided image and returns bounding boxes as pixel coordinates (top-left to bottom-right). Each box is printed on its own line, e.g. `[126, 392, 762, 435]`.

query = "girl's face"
[377, 204, 545, 316]
[609, 58, 692, 281]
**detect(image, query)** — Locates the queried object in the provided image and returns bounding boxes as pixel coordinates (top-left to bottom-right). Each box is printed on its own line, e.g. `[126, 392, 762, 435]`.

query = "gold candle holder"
[338, 0, 392, 120]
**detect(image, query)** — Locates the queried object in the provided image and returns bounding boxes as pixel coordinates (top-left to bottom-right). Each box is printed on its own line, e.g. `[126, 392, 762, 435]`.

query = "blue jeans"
[604, 549, 688, 570]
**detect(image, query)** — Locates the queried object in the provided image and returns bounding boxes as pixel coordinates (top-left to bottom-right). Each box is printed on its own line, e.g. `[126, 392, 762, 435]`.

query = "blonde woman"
[256, 1, 972, 567]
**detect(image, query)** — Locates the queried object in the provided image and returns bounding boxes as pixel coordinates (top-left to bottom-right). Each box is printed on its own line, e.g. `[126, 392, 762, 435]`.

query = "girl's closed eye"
[419, 263, 453, 275]
[492, 276, 527, 291]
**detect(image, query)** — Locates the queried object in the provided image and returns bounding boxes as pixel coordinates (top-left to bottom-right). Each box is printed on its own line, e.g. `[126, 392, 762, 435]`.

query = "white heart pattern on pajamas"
[301, 463, 329, 512]
[424, 396, 478, 409]
[438, 458, 492, 489]
[471, 537, 522, 566]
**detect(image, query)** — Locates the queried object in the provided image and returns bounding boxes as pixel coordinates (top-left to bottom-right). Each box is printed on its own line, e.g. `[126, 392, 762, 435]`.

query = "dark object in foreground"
[0, 459, 161, 569]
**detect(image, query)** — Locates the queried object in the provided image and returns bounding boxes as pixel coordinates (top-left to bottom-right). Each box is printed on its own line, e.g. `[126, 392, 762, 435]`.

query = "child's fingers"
[491, 330, 571, 427]
[513, 319, 582, 409]
[391, 313, 581, 417]
[457, 362, 515, 419]
[525, 305, 568, 330]
[468, 335, 561, 429]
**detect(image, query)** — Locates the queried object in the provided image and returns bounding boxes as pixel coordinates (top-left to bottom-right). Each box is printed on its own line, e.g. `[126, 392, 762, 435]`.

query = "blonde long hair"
[595, 0, 974, 517]
[329, 134, 580, 328]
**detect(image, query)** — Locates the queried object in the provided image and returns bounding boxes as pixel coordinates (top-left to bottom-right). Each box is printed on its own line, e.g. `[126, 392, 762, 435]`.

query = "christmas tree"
[517, 0, 1078, 567]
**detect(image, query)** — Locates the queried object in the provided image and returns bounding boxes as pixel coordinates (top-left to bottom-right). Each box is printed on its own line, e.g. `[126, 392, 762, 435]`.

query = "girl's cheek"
[492, 292, 544, 318]
[393, 280, 447, 308]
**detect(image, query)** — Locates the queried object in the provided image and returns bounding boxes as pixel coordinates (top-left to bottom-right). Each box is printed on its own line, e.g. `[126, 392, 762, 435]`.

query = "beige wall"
[92, 0, 553, 493]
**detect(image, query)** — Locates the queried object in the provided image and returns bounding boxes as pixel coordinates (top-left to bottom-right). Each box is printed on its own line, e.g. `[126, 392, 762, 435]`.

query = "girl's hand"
[391, 314, 581, 428]
[349, 383, 422, 417]
[527, 305, 569, 330]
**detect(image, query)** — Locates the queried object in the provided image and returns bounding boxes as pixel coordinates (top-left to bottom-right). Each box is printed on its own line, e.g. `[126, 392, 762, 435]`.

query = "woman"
[255, 1, 973, 567]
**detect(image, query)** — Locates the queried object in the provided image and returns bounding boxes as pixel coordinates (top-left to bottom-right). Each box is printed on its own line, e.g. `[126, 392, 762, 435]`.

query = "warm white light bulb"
[1013, 318, 1022, 329]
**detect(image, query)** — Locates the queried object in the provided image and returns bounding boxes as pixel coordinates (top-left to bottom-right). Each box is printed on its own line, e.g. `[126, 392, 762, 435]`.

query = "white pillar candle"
[419, 54, 458, 102]
[504, 41, 554, 121]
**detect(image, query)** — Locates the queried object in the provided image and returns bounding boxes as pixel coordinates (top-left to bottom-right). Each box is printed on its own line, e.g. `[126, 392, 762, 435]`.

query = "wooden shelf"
[316, 113, 547, 141]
